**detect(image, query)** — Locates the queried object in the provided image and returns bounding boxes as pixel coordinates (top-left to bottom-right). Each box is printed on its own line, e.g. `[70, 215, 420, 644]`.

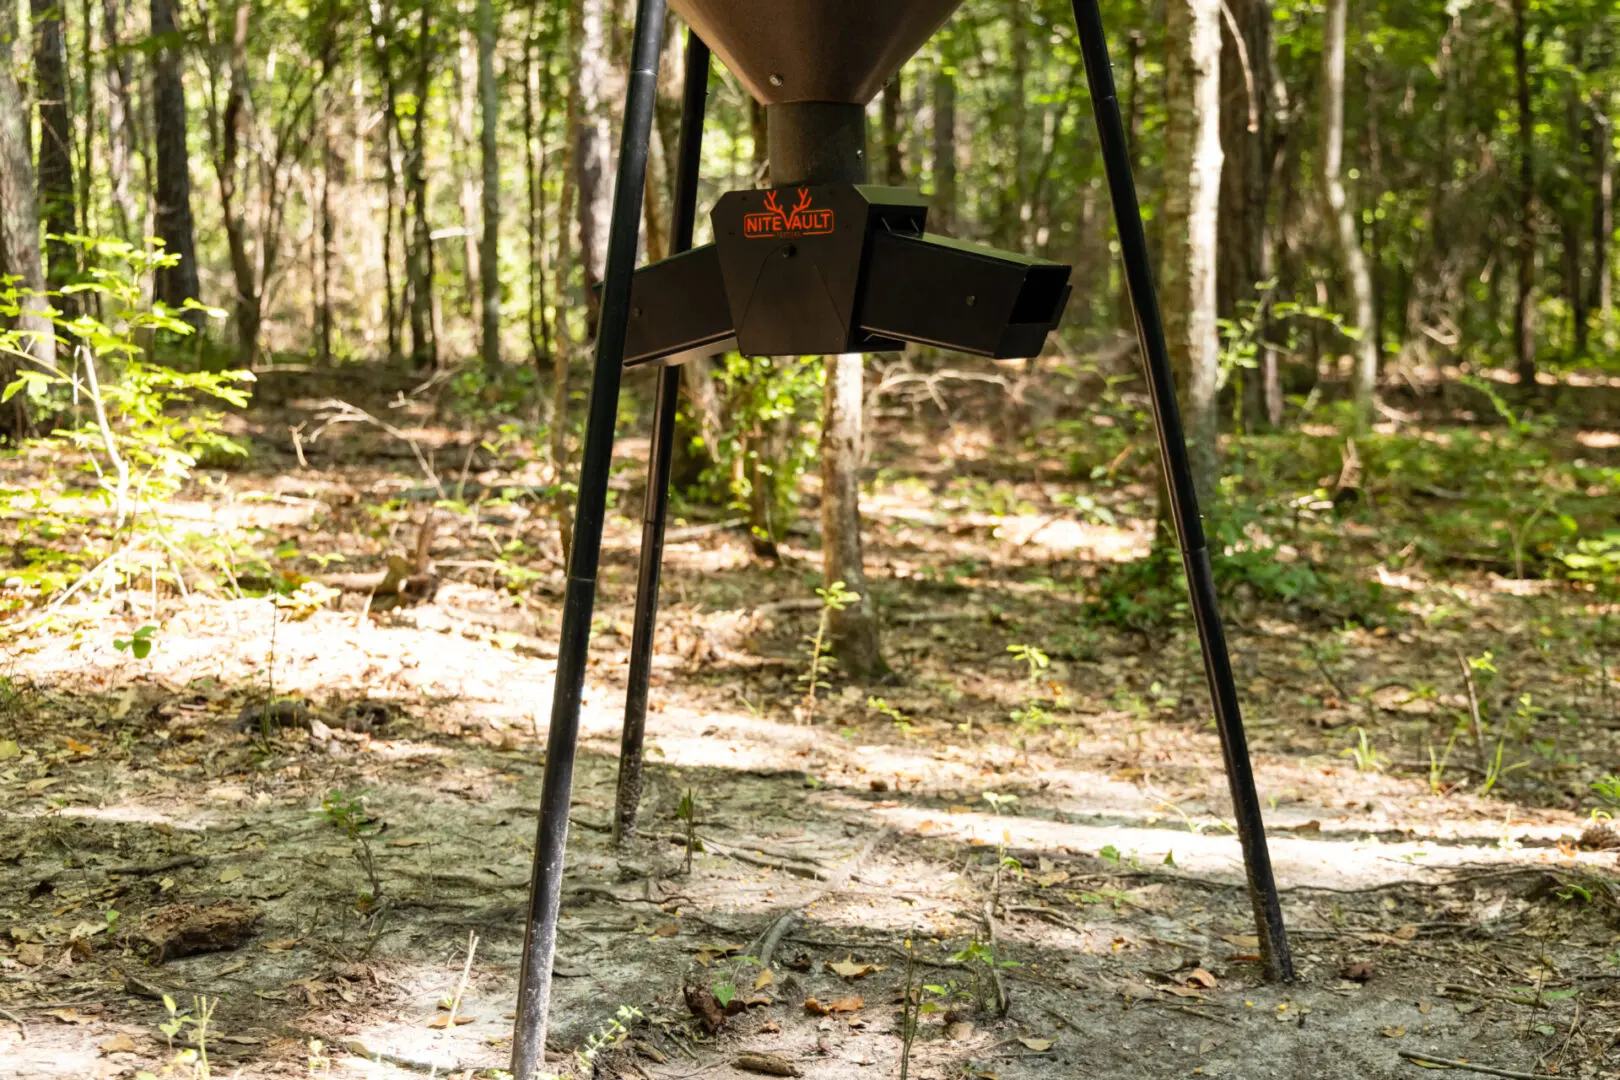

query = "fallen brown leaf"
[99, 1034, 138, 1055]
[1186, 968, 1218, 989]
[804, 996, 863, 1015]
[1017, 1037, 1055, 1052]
[426, 1014, 475, 1029]
[826, 955, 885, 979]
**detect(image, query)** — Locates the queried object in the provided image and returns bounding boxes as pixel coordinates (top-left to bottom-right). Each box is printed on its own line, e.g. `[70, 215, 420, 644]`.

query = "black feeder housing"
[623, 185, 1072, 367]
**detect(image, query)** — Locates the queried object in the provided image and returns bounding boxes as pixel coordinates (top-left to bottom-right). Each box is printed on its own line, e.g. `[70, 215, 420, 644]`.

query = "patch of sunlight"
[1576, 430, 1620, 449]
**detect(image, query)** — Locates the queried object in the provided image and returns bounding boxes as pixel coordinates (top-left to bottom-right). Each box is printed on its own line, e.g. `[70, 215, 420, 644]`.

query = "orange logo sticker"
[744, 188, 835, 239]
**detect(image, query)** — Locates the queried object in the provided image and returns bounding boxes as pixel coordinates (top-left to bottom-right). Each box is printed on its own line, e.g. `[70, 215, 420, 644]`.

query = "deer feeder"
[509, 2, 1294, 1074]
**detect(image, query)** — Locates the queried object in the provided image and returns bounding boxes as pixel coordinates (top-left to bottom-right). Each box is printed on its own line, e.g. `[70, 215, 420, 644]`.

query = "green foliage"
[0, 239, 247, 616]
[799, 581, 860, 721]
[113, 624, 158, 660]
[701, 353, 822, 546]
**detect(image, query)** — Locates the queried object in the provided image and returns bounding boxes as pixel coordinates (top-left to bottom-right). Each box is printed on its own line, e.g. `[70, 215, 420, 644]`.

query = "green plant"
[702, 352, 822, 550]
[114, 624, 157, 659]
[898, 941, 948, 1080]
[1006, 643, 1050, 685]
[676, 789, 698, 873]
[576, 1005, 643, 1072]
[799, 581, 859, 721]
[0, 239, 244, 618]
[1341, 727, 1388, 773]
[317, 792, 383, 912]
[137, 994, 218, 1080]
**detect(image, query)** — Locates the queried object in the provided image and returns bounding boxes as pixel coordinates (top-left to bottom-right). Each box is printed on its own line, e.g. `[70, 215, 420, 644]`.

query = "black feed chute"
[624, 186, 1071, 365]
[510, 1, 1294, 1074]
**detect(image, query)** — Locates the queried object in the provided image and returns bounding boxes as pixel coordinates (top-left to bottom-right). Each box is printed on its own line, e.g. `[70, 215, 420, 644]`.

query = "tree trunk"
[822, 352, 885, 679]
[150, 0, 201, 323]
[33, 0, 78, 317]
[103, 0, 138, 240]
[1162, 0, 1223, 508]
[551, 0, 582, 563]
[454, 7, 479, 315]
[215, 1, 261, 368]
[405, 0, 436, 369]
[369, 0, 403, 364]
[1217, 0, 1271, 430]
[1594, 93, 1614, 322]
[523, 11, 551, 370]
[1117, 29, 1145, 334]
[1317, 0, 1378, 431]
[931, 68, 956, 234]
[1512, 0, 1536, 386]
[574, 0, 611, 334]
[477, 0, 500, 371]
[0, 5, 48, 436]
[881, 72, 904, 186]
[318, 120, 337, 365]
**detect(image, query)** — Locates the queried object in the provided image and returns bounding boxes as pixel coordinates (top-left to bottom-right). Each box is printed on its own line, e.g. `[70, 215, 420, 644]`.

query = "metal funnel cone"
[670, 0, 964, 106]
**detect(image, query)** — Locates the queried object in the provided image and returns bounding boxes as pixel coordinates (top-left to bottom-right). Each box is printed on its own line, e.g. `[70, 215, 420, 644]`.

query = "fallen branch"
[1397, 1050, 1555, 1079]
[1440, 983, 1549, 1008]
[751, 829, 893, 972]
[102, 854, 207, 877]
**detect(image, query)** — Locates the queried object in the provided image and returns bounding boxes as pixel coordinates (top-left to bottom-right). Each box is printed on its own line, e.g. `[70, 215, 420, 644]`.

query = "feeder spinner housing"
[623, 186, 1072, 365]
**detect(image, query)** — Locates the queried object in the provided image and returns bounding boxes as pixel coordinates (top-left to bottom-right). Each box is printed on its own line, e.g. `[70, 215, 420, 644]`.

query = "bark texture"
[1318, 0, 1379, 430]
[1161, 0, 1224, 506]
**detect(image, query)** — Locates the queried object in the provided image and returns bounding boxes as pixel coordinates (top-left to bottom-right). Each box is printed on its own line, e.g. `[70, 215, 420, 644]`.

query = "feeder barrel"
[670, 0, 965, 105]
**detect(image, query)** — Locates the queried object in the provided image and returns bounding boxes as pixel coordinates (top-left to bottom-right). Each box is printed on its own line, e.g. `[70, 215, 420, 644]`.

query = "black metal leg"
[1068, 0, 1294, 983]
[614, 32, 712, 845]
[510, 0, 669, 1072]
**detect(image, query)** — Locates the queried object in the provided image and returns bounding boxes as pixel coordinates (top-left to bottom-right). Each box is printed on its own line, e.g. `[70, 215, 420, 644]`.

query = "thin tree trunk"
[882, 72, 904, 186]
[1162, 0, 1224, 507]
[1594, 93, 1614, 321]
[574, 0, 611, 334]
[523, 11, 550, 370]
[1218, 0, 1271, 430]
[103, 0, 138, 239]
[405, 0, 436, 369]
[455, 6, 479, 315]
[369, 0, 403, 363]
[77, 0, 95, 249]
[551, 0, 582, 562]
[214, 1, 260, 368]
[822, 353, 885, 679]
[0, 2, 49, 434]
[1117, 29, 1145, 334]
[1512, 0, 1536, 386]
[150, 0, 201, 323]
[1566, 52, 1587, 356]
[477, 0, 500, 371]
[1318, 0, 1378, 431]
[318, 120, 337, 364]
[33, 0, 79, 317]
[932, 67, 956, 234]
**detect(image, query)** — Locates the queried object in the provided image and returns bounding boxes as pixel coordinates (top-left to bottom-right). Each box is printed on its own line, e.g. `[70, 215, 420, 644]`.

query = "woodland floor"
[2, 364, 1620, 1079]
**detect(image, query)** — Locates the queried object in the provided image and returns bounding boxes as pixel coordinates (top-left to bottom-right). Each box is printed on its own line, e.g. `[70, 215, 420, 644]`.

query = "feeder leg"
[509, 0, 668, 1073]
[615, 33, 712, 844]
[1068, 0, 1294, 983]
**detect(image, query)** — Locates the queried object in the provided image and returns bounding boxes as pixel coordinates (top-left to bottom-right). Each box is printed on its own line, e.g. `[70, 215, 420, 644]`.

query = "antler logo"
[744, 187, 835, 239]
